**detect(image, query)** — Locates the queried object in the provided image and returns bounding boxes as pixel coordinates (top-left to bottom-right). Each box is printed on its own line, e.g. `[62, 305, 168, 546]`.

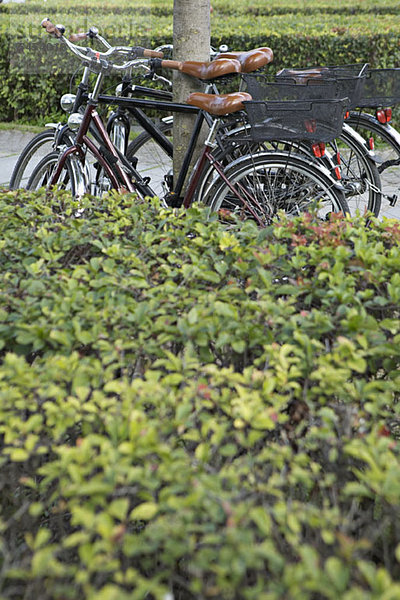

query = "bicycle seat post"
[204, 118, 220, 149]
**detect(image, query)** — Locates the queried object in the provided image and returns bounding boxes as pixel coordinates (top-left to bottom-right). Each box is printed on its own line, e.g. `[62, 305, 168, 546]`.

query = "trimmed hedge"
[0, 189, 400, 599]
[0, 1, 400, 123]
[2, 0, 400, 17]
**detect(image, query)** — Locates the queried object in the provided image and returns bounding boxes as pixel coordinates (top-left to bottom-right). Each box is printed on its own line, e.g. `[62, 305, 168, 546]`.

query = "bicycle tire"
[26, 151, 86, 198]
[126, 120, 173, 198]
[205, 152, 349, 225]
[346, 112, 400, 214]
[328, 124, 381, 217]
[9, 129, 57, 190]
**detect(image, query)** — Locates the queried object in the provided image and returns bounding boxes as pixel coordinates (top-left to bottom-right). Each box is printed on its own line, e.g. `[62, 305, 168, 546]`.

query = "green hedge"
[0, 4, 400, 123]
[2, 0, 400, 17]
[0, 189, 400, 599]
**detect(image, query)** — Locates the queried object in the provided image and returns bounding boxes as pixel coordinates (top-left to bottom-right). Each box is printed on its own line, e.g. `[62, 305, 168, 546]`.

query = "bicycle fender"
[342, 122, 378, 162]
[348, 111, 400, 150]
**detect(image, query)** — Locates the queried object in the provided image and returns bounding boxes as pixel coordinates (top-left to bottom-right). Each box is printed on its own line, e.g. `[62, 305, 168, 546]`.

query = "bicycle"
[275, 64, 400, 216]
[20, 24, 290, 203]
[28, 19, 349, 226]
[246, 65, 382, 217]
[10, 28, 272, 194]
[126, 66, 382, 217]
[344, 68, 400, 215]
[9, 26, 174, 190]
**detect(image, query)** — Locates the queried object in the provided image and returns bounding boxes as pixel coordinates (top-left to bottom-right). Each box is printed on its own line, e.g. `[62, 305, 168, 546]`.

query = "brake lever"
[153, 73, 172, 87]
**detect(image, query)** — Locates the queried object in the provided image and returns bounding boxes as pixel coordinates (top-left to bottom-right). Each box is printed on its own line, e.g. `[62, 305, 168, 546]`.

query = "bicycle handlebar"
[41, 19, 164, 72]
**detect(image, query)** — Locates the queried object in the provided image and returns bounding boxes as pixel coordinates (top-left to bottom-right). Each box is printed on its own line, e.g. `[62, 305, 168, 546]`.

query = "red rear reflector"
[344, 111, 350, 119]
[376, 109, 387, 124]
[385, 108, 392, 122]
[369, 137, 374, 150]
[305, 119, 317, 133]
[336, 152, 341, 165]
[311, 142, 325, 158]
[334, 166, 341, 180]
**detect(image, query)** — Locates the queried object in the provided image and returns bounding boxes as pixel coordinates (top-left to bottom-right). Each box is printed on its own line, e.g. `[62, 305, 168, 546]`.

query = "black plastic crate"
[242, 98, 348, 143]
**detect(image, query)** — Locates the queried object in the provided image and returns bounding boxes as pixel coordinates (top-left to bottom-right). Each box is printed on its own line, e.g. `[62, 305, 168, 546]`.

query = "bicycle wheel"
[9, 129, 58, 190]
[193, 123, 381, 218]
[205, 152, 349, 225]
[126, 120, 173, 198]
[26, 151, 87, 198]
[328, 124, 381, 217]
[346, 112, 400, 217]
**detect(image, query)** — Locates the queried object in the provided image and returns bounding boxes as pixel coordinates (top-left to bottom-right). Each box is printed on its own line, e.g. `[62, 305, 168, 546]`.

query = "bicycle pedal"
[165, 192, 183, 208]
[389, 194, 398, 207]
[129, 156, 138, 169]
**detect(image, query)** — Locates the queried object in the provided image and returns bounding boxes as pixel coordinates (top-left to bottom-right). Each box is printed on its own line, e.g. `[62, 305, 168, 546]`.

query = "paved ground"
[0, 129, 37, 188]
[1, 128, 400, 220]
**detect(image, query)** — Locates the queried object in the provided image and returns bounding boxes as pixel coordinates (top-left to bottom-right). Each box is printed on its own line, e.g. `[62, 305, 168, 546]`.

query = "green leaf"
[108, 498, 130, 521]
[29, 502, 44, 517]
[9, 448, 29, 462]
[232, 340, 246, 353]
[249, 506, 272, 535]
[130, 502, 158, 521]
[325, 557, 349, 592]
[31, 547, 54, 576]
[33, 528, 51, 550]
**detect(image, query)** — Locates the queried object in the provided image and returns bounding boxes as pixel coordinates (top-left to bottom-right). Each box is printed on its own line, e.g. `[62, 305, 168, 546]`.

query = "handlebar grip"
[69, 32, 88, 43]
[41, 18, 63, 39]
[143, 49, 164, 58]
[157, 59, 182, 70]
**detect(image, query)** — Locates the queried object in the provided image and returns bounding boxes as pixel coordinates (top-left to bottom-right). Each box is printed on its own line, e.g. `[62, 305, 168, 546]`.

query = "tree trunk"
[173, 0, 210, 196]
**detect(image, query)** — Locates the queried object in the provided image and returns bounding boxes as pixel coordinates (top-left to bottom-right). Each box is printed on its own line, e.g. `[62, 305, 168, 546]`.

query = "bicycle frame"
[49, 98, 141, 194]
[182, 127, 266, 226]
[92, 88, 347, 198]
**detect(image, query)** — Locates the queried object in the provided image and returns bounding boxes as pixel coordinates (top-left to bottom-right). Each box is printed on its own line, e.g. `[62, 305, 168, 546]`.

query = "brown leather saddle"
[276, 68, 326, 83]
[217, 47, 273, 73]
[159, 58, 241, 80]
[159, 45, 274, 80]
[186, 91, 252, 116]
